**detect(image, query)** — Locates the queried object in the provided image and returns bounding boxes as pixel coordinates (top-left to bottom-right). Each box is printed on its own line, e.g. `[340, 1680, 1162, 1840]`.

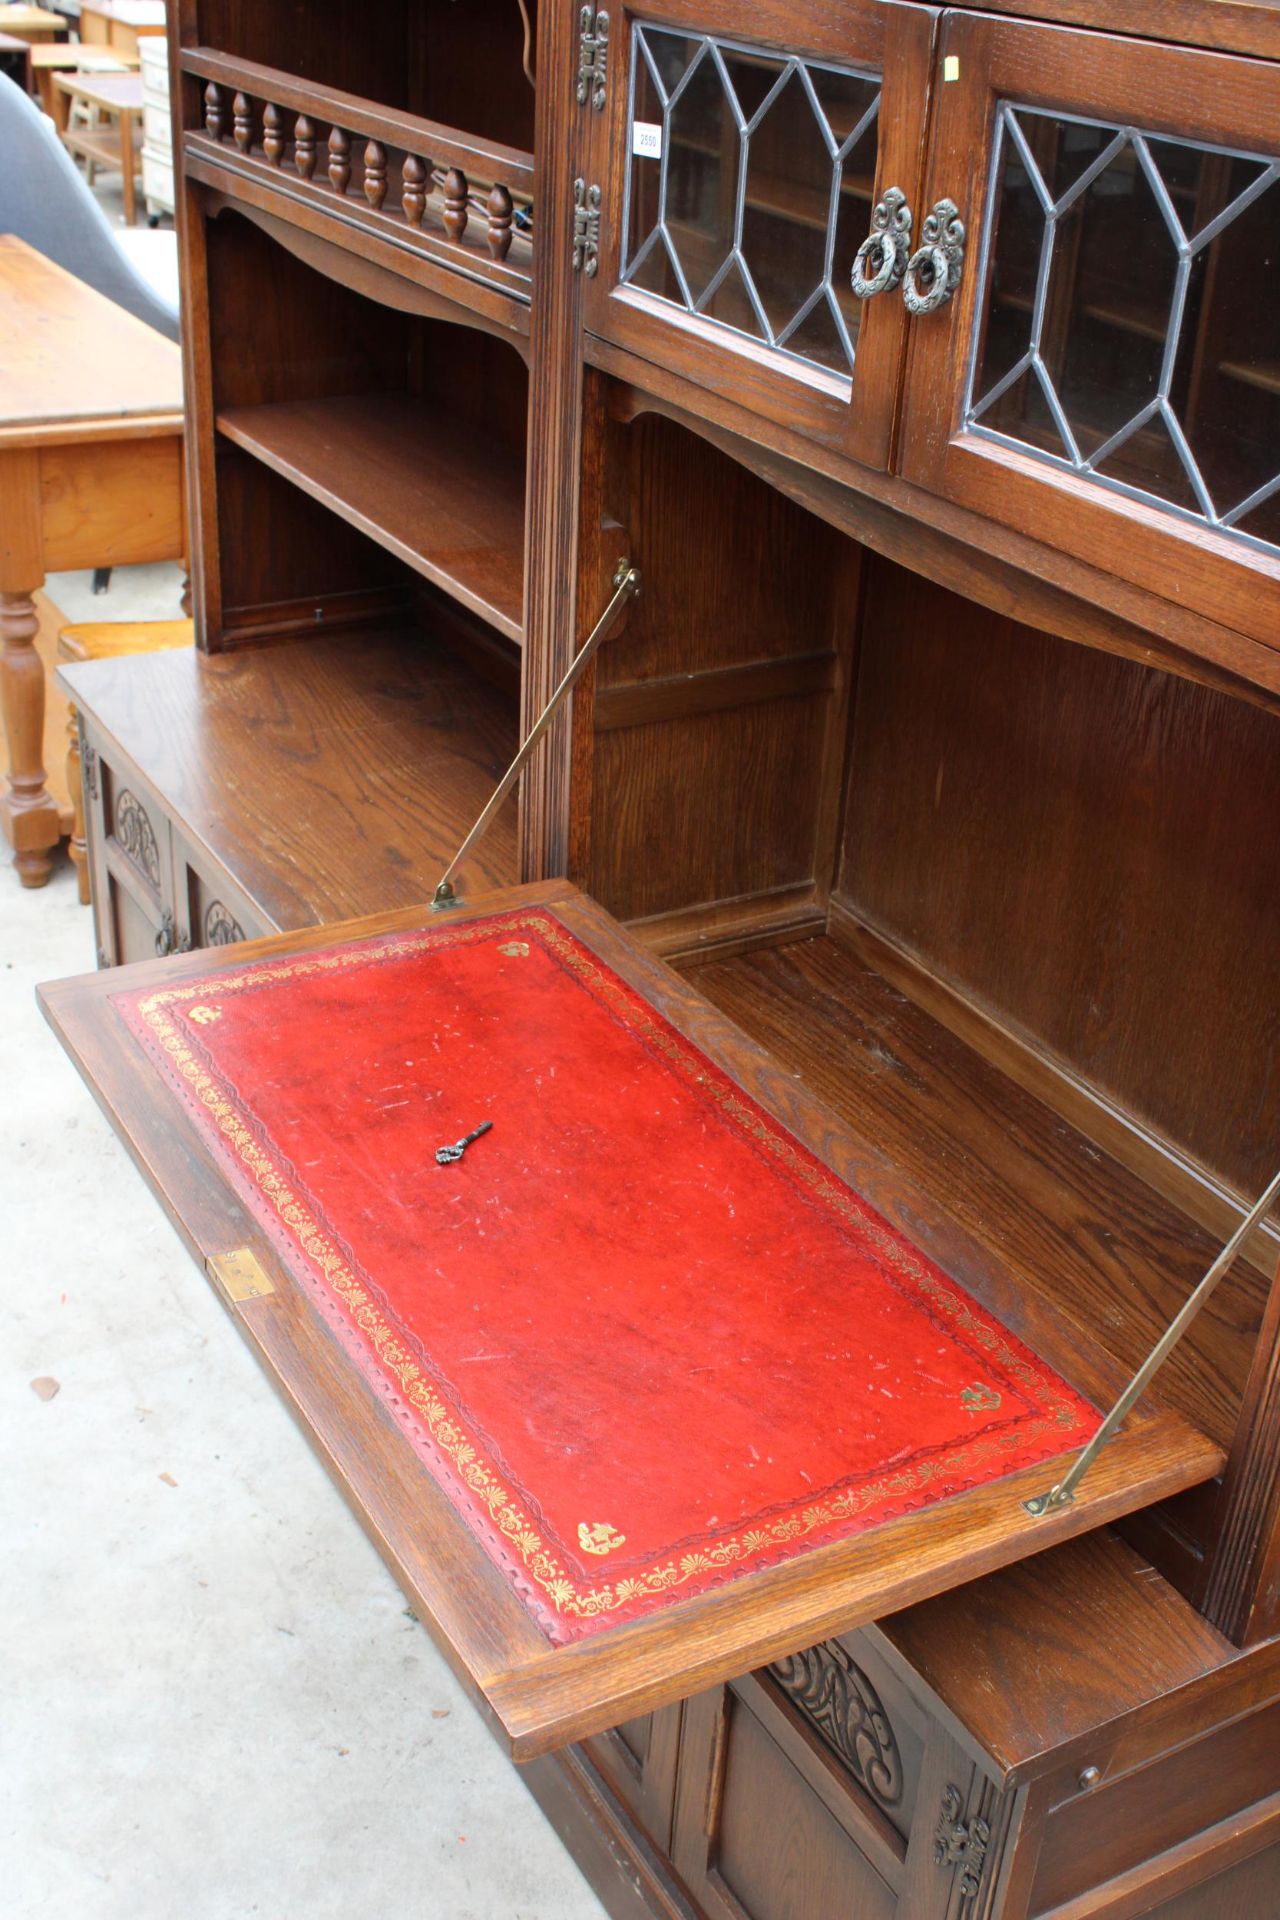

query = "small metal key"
[435, 1121, 493, 1165]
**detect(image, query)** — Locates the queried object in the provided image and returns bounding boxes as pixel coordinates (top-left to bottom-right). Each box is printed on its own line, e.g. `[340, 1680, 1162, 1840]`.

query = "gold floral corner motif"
[578, 1521, 627, 1557]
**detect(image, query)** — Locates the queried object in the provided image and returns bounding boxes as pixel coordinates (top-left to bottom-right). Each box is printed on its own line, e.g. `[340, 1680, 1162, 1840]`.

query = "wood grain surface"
[59, 628, 519, 928]
[0, 237, 181, 441]
[217, 394, 525, 642]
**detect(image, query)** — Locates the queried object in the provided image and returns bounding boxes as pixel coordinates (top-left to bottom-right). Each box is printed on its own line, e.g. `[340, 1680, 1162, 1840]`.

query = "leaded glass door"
[581, 0, 937, 470]
[898, 14, 1280, 654]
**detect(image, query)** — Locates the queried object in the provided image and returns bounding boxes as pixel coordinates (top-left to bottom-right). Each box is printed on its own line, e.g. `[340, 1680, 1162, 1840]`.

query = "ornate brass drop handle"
[902, 198, 966, 316]
[154, 911, 192, 958]
[851, 186, 912, 300]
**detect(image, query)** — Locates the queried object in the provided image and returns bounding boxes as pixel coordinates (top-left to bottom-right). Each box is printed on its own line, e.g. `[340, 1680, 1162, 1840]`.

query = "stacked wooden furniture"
[139, 29, 173, 221]
[76, 0, 164, 56]
[32, 43, 140, 124]
[55, 67, 146, 222]
[0, 6, 66, 46]
[48, 3, 1280, 1916]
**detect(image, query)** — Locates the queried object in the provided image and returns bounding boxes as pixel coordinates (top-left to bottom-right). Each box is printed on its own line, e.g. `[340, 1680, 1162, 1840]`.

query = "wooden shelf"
[1220, 357, 1280, 397]
[992, 286, 1168, 342]
[59, 628, 518, 930]
[217, 394, 526, 644]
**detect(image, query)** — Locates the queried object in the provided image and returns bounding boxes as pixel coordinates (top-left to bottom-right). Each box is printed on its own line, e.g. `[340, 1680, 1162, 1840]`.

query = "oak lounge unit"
[43, 2, 1280, 1917]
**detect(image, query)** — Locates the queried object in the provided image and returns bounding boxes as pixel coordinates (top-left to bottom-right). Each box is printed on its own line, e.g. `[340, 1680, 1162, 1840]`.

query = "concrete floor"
[1, 576, 609, 1920]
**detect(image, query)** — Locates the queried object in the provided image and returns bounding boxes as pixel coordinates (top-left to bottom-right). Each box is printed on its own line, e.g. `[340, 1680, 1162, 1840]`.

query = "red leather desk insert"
[113, 907, 1097, 1646]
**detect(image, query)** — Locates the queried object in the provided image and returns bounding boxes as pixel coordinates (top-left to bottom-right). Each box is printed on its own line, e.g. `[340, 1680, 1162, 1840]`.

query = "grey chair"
[0, 72, 179, 340]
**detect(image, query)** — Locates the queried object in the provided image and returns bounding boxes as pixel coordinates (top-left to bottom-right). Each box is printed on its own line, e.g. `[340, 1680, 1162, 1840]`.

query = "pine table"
[0, 237, 183, 887]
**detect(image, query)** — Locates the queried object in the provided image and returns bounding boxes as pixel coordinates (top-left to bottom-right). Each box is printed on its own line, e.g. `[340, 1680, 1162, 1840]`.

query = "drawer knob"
[903, 198, 966, 316]
[851, 186, 912, 300]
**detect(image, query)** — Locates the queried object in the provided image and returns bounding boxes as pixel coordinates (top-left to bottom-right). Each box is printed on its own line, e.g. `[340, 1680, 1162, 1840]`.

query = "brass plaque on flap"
[208, 1248, 276, 1302]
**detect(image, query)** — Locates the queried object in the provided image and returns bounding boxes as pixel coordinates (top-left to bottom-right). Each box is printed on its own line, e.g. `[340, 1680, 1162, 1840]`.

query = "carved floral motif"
[934, 1783, 991, 1903]
[770, 1641, 904, 1807]
[204, 901, 245, 947]
[114, 790, 161, 889]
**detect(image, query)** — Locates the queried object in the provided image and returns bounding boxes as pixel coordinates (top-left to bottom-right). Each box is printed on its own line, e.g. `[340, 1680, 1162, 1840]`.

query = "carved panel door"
[577, 0, 938, 468]
[897, 14, 1280, 654]
[83, 723, 183, 967]
[582, 1707, 684, 1850]
[669, 1642, 928, 1920]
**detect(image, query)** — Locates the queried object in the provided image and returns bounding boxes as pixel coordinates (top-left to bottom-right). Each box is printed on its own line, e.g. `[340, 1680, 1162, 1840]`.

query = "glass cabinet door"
[581, 0, 937, 470]
[898, 13, 1280, 653]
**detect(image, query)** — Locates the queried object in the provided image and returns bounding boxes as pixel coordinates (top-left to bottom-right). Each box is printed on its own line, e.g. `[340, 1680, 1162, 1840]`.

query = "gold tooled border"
[125, 911, 1092, 1628]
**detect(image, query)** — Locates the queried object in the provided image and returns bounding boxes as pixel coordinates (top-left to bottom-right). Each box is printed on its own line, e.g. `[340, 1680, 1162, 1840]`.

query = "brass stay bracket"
[1025, 1163, 1280, 1518]
[432, 559, 641, 911]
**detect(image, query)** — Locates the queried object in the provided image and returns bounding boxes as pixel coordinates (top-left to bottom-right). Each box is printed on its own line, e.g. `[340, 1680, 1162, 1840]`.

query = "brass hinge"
[207, 1248, 276, 1303]
[572, 178, 601, 274]
[577, 5, 609, 111]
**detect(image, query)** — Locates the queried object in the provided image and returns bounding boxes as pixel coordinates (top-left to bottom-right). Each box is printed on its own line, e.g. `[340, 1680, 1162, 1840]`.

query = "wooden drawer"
[143, 101, 171, 148]
[139, 35, 169, 98]
[1030, 1698, 1280, 1914]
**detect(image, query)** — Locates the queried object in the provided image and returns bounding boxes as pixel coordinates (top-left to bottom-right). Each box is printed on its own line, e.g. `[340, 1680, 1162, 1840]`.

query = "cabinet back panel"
[590, 698, 834, 923]
[207, 214, 411, 412]
[583, 413, 856, 925]
[195, 1, 410, 107]
[839, 560, 1280, 1200]
[195, 1, 537, 148]
[214, 447, 406, 619]
[602, 416, 853, 684]
[410, 1, 538, 152]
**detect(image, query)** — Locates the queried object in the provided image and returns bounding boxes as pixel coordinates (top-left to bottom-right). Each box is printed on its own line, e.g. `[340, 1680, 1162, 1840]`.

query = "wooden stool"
[31, 44, 138, 127]
[57, 617, 192, 902]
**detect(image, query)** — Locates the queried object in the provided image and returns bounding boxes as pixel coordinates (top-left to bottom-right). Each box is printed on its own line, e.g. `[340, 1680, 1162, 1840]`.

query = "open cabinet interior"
[190, 0, 540, 153]
[65, 206, 531, 969]
[206, 211, 529, 646]
[570, 383, 1280, 1534]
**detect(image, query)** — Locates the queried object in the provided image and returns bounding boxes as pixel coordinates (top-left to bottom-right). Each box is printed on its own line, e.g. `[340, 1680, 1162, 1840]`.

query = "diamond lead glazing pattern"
[622, 27, 882, 379]
[967, 103, 1280, 557]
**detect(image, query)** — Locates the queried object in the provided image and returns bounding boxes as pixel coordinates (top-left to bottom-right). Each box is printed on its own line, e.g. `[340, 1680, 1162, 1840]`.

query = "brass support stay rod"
[1025, 1162, 1280, 1517]
[432, 559, 641, 910]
